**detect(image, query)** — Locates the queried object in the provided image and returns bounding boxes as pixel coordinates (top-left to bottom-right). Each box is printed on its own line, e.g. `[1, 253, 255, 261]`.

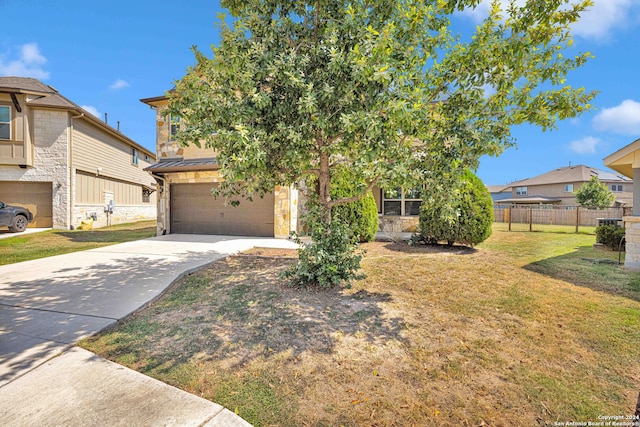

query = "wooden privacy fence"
[494, 205, 626, 232]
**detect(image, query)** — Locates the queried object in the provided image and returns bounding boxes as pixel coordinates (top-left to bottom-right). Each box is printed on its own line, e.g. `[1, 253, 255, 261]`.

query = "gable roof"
[504, 165, 631, 189]
[0, 76, 154, 158]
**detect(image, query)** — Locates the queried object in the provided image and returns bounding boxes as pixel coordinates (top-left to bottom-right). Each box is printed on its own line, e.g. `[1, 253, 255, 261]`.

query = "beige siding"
[72, 118, 155, 188]
[0, 93, 30, 166]
[76, 171, 156, 206]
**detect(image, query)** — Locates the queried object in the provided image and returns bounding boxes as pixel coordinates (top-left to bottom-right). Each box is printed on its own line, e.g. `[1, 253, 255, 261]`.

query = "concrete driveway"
[0, 234, 298, 426]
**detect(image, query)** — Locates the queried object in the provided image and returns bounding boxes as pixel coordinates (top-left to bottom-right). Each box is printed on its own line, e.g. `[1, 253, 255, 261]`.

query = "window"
[131, 148, 139, 166]
[170, 114, 180, 141]
[516, 186, 527, 196]
[0, 106, 10, 140]
[611, 184, 623, 192]
[382, 188, 422, 216]
[564, 184, 574, 193]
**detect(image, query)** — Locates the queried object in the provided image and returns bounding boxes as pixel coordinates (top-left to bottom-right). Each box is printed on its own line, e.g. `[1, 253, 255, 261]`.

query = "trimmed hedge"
[331, 171, 379, 243]
[595, 225, 626, 250]
[418, 169, 493, 247]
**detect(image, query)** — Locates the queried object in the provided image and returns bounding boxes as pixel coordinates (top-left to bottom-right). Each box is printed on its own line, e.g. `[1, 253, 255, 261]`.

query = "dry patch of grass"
[82, 229, 640, 426]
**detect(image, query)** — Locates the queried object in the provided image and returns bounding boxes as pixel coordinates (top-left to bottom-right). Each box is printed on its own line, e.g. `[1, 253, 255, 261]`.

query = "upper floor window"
[564, 184, 574, 193]
[131, 147, 139, 166]
[0, 106, 10, 140]
[611, 184, 623, 192]
[382, 188, 422, 216]
[516, 186, 527, 196]
[170, 114, 180, 141]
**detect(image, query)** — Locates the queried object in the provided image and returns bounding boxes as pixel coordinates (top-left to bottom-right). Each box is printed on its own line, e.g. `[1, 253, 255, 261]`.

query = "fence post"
[575, 206, 579, 233]
[508, 206, 512, 231]
[529, 206, 533, 232]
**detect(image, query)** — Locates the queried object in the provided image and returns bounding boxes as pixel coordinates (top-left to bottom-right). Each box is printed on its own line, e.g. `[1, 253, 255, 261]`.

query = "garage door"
[170, 183, 275, 236]
[0, 181, 53, 227]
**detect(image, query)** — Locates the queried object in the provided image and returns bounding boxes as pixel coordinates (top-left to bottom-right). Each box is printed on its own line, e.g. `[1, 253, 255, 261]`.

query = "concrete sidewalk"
[0, 234, 298, 426]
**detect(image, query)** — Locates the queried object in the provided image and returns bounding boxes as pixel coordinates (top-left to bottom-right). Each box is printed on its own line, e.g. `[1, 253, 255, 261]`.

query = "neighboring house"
[604, 138, 640, 271]
[0, 77, 157, 230]
[487, 185, 512, 203]
[141, 94, 298, 238]
[495, 165, 632, 208]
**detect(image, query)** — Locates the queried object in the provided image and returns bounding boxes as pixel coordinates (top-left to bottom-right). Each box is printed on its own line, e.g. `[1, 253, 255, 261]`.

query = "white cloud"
[0, 42, 50, 79]
[459, 0, 638, 41]
[593, 99, 640, 135]
[569, 136, 601, 154]
[80, 105, 100, 118]
[571, 0, 637, 40]
[109, 79, 130, 90]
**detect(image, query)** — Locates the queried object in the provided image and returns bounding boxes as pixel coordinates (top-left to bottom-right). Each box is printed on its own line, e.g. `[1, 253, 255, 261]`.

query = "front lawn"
[0, 220, 156, 265]
[81, 227, 640, 426]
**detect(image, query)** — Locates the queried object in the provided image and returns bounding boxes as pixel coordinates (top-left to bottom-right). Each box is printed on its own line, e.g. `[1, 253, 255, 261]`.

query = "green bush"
[283, 206, 365, 289]
[331, 171, 379, 243]
[417, 169, 493, 247]
[595, 225, 626, 250]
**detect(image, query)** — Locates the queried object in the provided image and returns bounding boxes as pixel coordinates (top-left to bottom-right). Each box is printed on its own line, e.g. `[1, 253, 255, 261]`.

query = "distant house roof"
[145, 157, 219, 174]
[0, 76, 155, 159]
[503, 165, 631, 189]
[486, 185, 510, 194]
[496, 196, 562, 204]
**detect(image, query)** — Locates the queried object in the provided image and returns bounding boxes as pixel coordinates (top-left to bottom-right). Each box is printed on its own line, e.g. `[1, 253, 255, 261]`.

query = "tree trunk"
[317, 139, 332, 224]
[635, 387, 640, 418]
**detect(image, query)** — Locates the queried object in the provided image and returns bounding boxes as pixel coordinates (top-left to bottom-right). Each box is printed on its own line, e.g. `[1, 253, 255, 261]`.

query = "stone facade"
[624, 216, 640, 271]
[73, 204, 157, 229]
[378, 215, 419, 233]
[0, 109, 70, 228]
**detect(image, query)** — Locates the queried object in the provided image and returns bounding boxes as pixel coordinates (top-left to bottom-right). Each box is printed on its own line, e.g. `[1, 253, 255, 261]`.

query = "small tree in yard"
[418, 169, 493, 247]
[169, 0, 596, 288]
[576, 176, 615, 208]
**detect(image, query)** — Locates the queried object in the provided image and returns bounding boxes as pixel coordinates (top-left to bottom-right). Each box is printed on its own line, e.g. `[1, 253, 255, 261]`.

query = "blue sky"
[2, 0, 640, 185]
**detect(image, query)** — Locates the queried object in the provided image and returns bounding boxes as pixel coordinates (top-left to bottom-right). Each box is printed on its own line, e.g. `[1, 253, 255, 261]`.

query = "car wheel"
[9, 215, 28, 233]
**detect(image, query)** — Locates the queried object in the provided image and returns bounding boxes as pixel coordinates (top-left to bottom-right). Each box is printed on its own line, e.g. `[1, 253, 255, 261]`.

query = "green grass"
[0, 220, 156, 265]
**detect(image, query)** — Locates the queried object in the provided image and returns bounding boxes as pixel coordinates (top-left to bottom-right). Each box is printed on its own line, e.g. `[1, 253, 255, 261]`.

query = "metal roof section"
[145, 157, 219, 173]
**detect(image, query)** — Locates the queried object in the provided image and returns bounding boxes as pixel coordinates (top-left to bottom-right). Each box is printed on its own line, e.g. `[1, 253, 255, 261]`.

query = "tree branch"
[326, 175, 381, 209]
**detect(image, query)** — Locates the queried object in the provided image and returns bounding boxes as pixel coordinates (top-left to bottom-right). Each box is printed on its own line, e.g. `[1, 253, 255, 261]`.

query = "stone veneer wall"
[624, 216, 640, 271]
[0, 109, 70, 229]
[73, 205, 156, 229]
[155, 108, 182, 158]
[378, 215, 419, 233]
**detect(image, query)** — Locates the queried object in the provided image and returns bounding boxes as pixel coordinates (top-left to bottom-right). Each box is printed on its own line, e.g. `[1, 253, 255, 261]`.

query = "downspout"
[69, 112, 84, 229]
[150, 172, 167, 235]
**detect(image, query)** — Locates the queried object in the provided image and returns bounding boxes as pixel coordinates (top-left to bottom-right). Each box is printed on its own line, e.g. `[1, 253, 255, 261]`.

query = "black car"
[0, 201, 34, 232]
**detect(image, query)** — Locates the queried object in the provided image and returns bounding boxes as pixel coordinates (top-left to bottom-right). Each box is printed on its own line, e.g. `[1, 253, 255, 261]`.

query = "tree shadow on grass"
[523, 245, 640, 303]
[380, 241, 477, 255]
[99, 256, 409, 374]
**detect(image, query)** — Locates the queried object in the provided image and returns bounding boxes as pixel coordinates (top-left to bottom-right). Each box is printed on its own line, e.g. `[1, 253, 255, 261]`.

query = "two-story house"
[0, 77, 157, 230]
[140, 94, 298, 238]
[495, 165, 632, 208]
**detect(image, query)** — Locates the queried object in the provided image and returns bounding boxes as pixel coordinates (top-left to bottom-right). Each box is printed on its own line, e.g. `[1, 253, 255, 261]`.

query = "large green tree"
[170, 0, 595, 222]
[576, 175, 615, 208]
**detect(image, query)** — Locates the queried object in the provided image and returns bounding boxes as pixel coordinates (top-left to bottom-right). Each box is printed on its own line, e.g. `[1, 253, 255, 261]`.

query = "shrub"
[595, 225, 626, 250]
[331, 171, 379, 243]
[283, 205, 365, 289]
[418, 169, 493, 247]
